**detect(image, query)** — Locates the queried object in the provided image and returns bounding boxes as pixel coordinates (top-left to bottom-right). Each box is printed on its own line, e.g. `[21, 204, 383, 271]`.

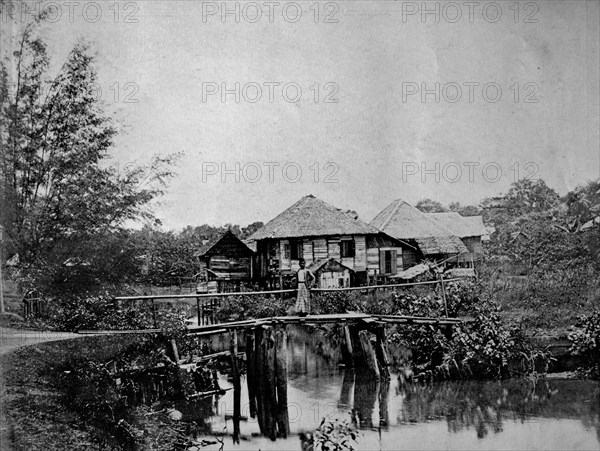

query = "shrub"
[26, 293, 189, 332]
[300, 418, 359, 451]
[214, 294, 294, 322]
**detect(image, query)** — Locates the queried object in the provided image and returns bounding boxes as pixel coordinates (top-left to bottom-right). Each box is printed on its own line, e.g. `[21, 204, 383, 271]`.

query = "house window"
[384, 251, 393, 274]
[290, 240, 303, 260]
[341, 240, 355, 258]
[283, 243, 290, 260]
[379, 249, 398, 275]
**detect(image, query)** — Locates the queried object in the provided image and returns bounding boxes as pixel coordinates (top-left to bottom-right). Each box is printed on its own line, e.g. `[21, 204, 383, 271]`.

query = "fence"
[114, 277, 466, 328]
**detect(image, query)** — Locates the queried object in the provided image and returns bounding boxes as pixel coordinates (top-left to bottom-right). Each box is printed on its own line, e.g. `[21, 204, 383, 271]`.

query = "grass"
[0, 335, 140, 450]
[493, 282, 600, 335]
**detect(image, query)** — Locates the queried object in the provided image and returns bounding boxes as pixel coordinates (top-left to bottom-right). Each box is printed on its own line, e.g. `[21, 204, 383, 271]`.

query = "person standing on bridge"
[295, 259, 315, 316]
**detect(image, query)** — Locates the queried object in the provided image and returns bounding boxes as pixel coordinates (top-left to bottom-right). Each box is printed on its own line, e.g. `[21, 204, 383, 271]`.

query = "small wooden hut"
[194, 230, 254, 291]
[308, 258, 353, 289]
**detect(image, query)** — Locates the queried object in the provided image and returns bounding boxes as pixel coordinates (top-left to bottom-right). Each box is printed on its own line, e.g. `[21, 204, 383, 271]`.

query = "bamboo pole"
[151, 298, 157, 328]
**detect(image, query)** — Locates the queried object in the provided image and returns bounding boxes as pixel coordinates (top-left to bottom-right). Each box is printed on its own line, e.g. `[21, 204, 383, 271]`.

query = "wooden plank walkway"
[79, 312, 468, 336]
[185, 312, 467, 335]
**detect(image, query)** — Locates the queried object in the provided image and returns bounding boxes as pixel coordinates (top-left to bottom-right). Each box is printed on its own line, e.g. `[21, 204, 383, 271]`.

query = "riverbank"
[0, 335, 139, 450]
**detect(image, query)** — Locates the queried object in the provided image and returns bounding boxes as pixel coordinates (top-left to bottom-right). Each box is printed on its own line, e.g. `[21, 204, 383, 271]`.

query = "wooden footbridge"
[192, 312, 467, 442]
[92, 278, 471, 443]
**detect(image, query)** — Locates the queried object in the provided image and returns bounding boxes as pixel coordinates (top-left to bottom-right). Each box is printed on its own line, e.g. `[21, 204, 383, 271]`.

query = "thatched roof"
[427, 212, 488, 238]
[242, 239, 257, 253]
[372, 200, 452, 239]
[371, 200, 469, 255]
[193, 230, 253, 258]
[249, 195, 380, 240]
[414, 236, 468, 255]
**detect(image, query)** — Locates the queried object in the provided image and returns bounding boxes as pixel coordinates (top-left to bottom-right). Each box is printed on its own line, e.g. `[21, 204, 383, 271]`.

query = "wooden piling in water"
[254, 327, 267, 434]
[245, 331, 257, 418]
[374, 327, 390, 380]
[378, 379, 390, 429]
[263, 326, 277, 440]
[274, 326, 290, 438]
[358, 330, 380, 380]
[229, 329, 241, 444]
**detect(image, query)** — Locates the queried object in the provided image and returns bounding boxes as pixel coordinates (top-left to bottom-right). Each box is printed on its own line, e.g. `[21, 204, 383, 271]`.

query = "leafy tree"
[449, 202, 481, 217]
[482, 179, 560, 227]
[563, 179, 600, 231]
[240, 221, 264, 239]
[0, 23, 177, 293]
[415, 198, 447, 213]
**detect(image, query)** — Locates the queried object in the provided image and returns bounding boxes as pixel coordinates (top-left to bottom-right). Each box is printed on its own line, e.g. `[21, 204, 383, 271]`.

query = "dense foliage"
[383, 283, 550, 380]
[569, 310, 600, 379]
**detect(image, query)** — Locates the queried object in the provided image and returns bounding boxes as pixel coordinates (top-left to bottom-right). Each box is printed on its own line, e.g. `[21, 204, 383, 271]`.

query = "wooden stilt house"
[248, 195, 412, 287]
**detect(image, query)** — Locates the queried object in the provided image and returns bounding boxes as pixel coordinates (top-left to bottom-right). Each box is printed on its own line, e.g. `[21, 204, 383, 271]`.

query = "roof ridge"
[379, 199, 403, 231]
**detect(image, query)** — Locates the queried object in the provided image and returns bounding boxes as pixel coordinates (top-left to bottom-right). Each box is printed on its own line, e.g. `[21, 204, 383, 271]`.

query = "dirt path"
[0, 328, 87, 451]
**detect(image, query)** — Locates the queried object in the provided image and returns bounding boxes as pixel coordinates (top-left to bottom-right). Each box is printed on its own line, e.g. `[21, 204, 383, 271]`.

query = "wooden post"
[358, 330, 380, 380]
[170, 339, 180, 363]
[274, 326, 290, 438]
[343, 325, 355, 367]
[439, 275, 449, 318]
[246, 331, 257, 418]
[229, 329, 241, 444]
[378, 379, 390, 429]
[196, 298, 201, 326]
[151, 298, 157, 328]
[254, 327, 267, 433]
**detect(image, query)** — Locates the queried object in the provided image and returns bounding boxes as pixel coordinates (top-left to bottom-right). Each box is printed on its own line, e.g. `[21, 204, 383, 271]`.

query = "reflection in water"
[179, 326, 600, 450]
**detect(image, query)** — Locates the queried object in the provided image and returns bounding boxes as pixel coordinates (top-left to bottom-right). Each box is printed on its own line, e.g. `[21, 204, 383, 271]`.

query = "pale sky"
[3, 0, 600, 229]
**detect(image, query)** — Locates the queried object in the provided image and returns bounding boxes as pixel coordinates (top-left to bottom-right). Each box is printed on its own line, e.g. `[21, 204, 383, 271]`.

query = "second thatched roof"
[371, 199, 469, 255]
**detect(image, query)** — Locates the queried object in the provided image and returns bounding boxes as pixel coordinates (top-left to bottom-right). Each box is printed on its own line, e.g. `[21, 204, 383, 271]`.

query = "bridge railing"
[114, 277, 466, 329]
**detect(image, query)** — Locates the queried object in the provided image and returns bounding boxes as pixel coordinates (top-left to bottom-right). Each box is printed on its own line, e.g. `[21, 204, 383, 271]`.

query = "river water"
[180, 326, 600, 451]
